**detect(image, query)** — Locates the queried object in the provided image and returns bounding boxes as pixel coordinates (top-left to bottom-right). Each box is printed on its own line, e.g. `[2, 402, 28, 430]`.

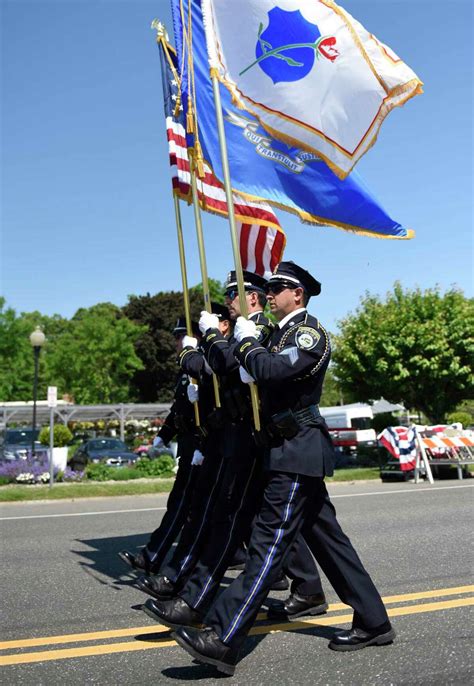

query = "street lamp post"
[29, 327, 46, 457]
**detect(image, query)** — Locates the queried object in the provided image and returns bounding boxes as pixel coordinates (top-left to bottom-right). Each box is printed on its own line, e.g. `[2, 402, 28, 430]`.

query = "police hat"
[173, 317, 200, 337]
[211, 302, 231, 320]
[225, 269, 267, 293]
[266, 261, 321, 297]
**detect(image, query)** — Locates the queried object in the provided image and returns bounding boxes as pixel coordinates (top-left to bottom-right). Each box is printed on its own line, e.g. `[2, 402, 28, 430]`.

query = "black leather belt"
[265, 404, 321, 441]
[293, 404, 321, 425]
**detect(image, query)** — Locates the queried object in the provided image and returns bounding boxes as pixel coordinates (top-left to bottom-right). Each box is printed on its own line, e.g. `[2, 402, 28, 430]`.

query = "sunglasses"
[173, 332, 186, 340]
[224, 288, 253, 301]
[264, 282, 298, 295]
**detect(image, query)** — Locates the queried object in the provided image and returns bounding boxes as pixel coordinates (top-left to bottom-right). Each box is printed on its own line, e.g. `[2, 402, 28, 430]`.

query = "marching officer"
[141, 270, 327, 628]
[172, 261, 394, 676]
[118, 317, 206, 575]
[134, 302, 235, 600]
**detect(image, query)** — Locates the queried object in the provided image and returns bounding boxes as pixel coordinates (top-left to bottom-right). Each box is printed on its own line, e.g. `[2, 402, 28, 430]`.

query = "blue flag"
[170, 0, 413, 240]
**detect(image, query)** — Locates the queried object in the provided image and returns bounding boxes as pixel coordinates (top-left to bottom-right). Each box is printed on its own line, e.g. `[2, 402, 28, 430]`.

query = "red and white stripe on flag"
[238, 222, 285, 278]
[166, 116, 285, 276]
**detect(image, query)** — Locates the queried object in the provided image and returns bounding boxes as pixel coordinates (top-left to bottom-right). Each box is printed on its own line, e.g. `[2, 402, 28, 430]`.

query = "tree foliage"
[123, 282, 225, 402]
[123, 290, 205, 402]
[189, 278, 225, 305]
[0, 299, 70, 401]
[320, 367, 345, 407]
[0, 298, 36, 401]
[46, 303, 145, 404]
[332, 284, 474, 423]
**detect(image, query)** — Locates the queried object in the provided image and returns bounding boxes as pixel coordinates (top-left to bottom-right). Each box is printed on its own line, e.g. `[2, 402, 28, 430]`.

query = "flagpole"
[188, 150, 221, 409]
[210, 75, 261, 431]
[173, 194, 202, 427]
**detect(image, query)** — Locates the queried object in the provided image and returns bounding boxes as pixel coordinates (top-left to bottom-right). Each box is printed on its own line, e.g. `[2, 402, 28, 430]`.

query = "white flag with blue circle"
[202, 0, 422, 178]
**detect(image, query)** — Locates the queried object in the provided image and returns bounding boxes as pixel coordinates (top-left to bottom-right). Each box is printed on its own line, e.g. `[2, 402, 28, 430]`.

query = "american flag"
[158, 38, 285, 278]
[378, 426, 417, 471]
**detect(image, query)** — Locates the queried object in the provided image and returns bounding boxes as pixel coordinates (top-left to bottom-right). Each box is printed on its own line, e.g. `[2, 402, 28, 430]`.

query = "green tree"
[190, 278, 225, 305]
[0, 298, 35, 400]
[320, 366, 345, 407]
[47, 303, 145, 403]
[0, 299, 70, 401]
[332, 284, 474, 423]
[123, 282, 228, 402]
[123, 290, 205, 402]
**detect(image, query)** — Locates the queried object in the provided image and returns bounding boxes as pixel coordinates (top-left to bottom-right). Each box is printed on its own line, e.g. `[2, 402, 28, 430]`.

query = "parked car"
[69, 438, 138, 470]
[0, 428, 46, 461]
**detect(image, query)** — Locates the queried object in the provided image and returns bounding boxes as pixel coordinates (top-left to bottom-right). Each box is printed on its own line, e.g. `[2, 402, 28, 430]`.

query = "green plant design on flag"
[239, 23, 333, 76]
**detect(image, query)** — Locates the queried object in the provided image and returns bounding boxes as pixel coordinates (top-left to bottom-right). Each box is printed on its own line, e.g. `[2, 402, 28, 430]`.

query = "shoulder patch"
[255, 323, 272, 343]
[295, 326, 321, 351]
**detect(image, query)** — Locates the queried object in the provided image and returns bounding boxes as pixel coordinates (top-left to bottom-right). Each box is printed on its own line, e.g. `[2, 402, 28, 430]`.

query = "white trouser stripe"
[173, 457, 226, 582]
[223, 478, 300, 642]
[148, 466, 196, 563]
[194, 460, 258, 608]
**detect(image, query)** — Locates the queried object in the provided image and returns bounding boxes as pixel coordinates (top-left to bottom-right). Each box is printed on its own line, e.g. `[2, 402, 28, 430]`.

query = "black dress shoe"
[173, 626, 239, 676]
[270, 576, 289, 592]
[267, 592, 328, 621]
[136, 574, 176, 600]
[142, 597, 204, 630]
[329, 623, 396, 651]
[227, 547, 247, 570]
[118, 550, 149, 573]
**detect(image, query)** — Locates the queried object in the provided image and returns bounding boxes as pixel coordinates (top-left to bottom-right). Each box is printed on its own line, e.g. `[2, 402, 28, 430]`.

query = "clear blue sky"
[1, 0, 472, 333]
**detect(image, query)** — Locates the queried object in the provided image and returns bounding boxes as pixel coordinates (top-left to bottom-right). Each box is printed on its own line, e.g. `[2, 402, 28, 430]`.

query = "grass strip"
[0, 479, 176, 502]
[327, 467, 380, 481]
[0, 468, 383, 502]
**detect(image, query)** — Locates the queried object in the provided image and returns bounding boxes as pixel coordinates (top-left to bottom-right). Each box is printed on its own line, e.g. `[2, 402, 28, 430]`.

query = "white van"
[320, 403, 377, 451]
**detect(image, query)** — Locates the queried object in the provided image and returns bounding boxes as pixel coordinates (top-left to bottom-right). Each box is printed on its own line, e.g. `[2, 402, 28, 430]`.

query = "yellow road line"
[252, 596, 474, 635]
[1, 596, 473, 667]
[0, 639, 175, 666]
[258, 584, 474, 619]
[0, 625, 170, 650]
[1, 585, 472, 651]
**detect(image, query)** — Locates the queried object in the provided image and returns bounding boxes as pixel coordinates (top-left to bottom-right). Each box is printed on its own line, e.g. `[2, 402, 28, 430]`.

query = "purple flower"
[61, 468, 85, 482]
[0, 456, 59, 482]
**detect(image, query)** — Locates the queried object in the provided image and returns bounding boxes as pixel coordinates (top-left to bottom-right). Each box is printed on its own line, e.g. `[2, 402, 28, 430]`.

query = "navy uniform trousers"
[207, 470, 389, 651]
[145, 432, 198, 570]
[159, 426, 228, 586]
[179, 421, 324, 614]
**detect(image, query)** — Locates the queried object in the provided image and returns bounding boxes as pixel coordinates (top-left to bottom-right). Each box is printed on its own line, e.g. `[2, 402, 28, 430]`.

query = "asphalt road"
[0, 480, 473, 685]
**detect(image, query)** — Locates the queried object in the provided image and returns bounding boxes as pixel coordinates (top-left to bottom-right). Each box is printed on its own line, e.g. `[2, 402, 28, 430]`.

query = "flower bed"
[0, 454, 175, 485]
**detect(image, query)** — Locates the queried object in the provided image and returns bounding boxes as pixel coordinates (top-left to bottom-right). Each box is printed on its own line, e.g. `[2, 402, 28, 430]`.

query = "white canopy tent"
[370, 397, 406, 415]
[0, 402, 171, 441]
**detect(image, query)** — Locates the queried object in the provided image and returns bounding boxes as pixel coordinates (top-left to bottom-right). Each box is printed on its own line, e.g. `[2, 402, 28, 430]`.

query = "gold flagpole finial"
[151, 19, 169, 42]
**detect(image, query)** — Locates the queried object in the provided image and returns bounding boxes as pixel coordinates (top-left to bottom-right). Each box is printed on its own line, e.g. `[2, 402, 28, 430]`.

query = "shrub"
[85, 463, 115, 481]
[84, 463, 144, 481]
[39, 424, 73, 447]
[105, 467, 141, 481]
[134, 455, 175, 478]
[446, 411, 472, 428]
[356, 446, 388, 467]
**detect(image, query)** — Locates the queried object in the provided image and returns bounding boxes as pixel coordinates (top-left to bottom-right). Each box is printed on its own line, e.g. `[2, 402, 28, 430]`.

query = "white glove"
[239, 367, 255, 384]
[187, 382, 199, 403]
[182, 335, 198, 349]
[153, 436, 164, 448]
[234, 316, 258, 343]
[199, 310, 219, 334]
[191, 449, 205, 466]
